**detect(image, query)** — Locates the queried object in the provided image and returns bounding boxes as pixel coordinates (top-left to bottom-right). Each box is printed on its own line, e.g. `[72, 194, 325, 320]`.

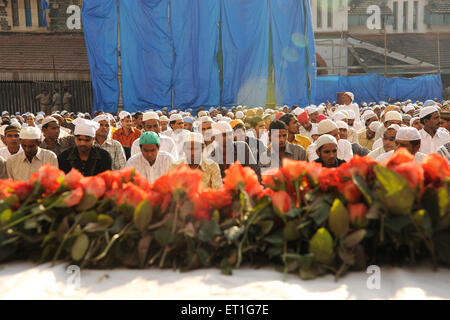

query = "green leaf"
[309, 228, 334, 264]
[84, 214, 114, 233]
[224, 226, 244, 242]
[24, 217, 38, 230]
[352, 175, 373, 205]
[299, 267, 318, 280]
[311, 203, 330, 226]
[197, 248, 211, 266]
[154, 227, 172, 246]
[257, 221, 274, 236]
[328, 198, 350, 238]
[71, 234, 89, 261]
[384, 216, 410, 233]
[338, 247, 355, 265]
[266, 246, 283, 258]
[434, 231, 450, 265]
[298, 253, 315, 270]
[82, 211, 98, 223]
[198, 220, 221, 242]
[133, 200, 153, 233]
[264, 230, 284, 246]
[285, 208, 301, 219]
[438, 187, 449, 218]
[76, 193, 98, 212]
[0, 209, 12, 226]
[343, 230, 367, 248]
[283, 221, 301, 241]
[137, 235, 152, 267]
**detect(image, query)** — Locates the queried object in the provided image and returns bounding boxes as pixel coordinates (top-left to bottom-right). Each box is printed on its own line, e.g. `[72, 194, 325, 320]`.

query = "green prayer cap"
[139, 131, 160, 145]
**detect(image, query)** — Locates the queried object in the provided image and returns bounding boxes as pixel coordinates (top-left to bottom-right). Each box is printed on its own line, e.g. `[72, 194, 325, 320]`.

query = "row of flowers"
[0, 149, 449, 280]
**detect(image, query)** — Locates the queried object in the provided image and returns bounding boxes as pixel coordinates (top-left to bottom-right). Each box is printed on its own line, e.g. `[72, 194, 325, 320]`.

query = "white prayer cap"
[316, 134, 338, 149]
[318, 119, 338, 135]
[198, 111, 208, 118]
[402, 114, 412, 121]
[198, 116, 213, 123]
[293, 107, 303, 116]
[410, 116, 420, 126]
[184, 132, 204, 145]
[384, 111, 402, 122]
[119, 111, 131, 120]
[317, 105, 325, 114]
[143, 112, 159, 122]
[216, 114, 223, 120]
[0, 125, 7, 136]
[212, 121, 232, 134]
[93, 114, 110, 123]
[403, 104, 415, 113]
[423, 100, 437, 107]
[344, 92, 354, 101]
[346, 110, 356, 120]
[336, 120, 348, 130]
[387, 124, 400, 132]
[305, 106, 318, 114]
[169, 113, 183, 122]
[368, 121, 381, 133]
[159, 115, 169, 122]
[419, 106, 439, 119]
[20, 126, 41, 140]
[222, 116, 232, 123]
[311, 126, 319, 136]
[73, 118, 100, 137]
[235, 111, 245, 119]
[363, 110, 377, 121]
[396, 127, 421, 141]
[41, 116, 58, 127]
[333, 111, 348, 122]
[36, 114, 44, 121]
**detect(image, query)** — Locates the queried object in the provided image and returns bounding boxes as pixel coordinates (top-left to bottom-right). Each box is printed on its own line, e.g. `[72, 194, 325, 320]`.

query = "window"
[403, 1, 408, 31]
[11, 0, 19, 27]
[24, 0, 32, 27]
[317, 0, 322, 28]
[327, 0, 333, 29]
[413, 1, 418, 30]
[393, 1, 398, 30]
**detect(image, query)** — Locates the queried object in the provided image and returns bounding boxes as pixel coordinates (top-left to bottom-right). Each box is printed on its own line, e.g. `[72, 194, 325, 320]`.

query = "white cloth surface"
[0, 262, 449, 299]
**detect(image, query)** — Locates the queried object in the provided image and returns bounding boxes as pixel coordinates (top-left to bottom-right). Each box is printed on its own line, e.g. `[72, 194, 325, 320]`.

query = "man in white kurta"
[376, 127, 426, 163]
[125, 131, 175, 184]
[417, 106, 450, 154]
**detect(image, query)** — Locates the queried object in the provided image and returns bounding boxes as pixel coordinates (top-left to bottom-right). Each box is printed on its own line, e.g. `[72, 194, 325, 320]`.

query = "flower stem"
[0, 202, 57, 232]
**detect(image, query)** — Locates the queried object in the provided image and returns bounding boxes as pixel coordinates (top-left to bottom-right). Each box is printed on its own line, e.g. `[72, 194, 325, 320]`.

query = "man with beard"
[418, 106, 450, 154]
[314, 134, 345, 168]
[40, 117, 74, 156]
[0, 124, 22, 160]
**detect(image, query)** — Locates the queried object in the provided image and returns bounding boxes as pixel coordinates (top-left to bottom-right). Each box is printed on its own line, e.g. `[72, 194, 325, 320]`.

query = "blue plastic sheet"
[119, 0, 172, 112]
[313, 74, 443, 105]
[170, 0, 220, 111]
[81, 0, 119, 114]
[270, 0, 316, 107]
[221, 0, 269, 107]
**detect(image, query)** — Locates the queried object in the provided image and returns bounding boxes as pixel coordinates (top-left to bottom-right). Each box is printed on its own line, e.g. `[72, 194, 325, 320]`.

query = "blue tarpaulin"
[313, 74, 443, 105]
[270, 0, 316, 107]
[170, 0, 220, 111]
[81, 0, 119, 114]
[119, 0, 173, 112]
[220, 0, 269, 107]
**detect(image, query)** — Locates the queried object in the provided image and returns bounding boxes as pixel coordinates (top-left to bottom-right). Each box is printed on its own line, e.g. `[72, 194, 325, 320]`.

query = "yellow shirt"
[169, 158, 223, 190]
[358, 130, 375, 151]
[292, 134, 312, 151]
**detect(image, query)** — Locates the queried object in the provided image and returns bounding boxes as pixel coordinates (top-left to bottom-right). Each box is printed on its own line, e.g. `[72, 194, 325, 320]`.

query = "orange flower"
[339, 155, 377, 180]
[97, 170, 116, 190]
[386, 148, 414, 169]
[318, 168, 342, 192]
[64, 169, 83, 189]
[63, 187, 84, 207]
[10, 180, 33, 201]
[342, 181, 361, 203]
[34, 164, 65, 195]
[261, 167, 286, 190]
[421, 153, 450, 184]
[347, 203, 369, 228]
[392, 161, 424, 189]
[304, 161, 323, 185]
[281, 158, 307, 181]
[80, 176, 106, 199]
[272, 190, 292, 215]
[116, 182, 148, 207]
[223, 161, 263, 198]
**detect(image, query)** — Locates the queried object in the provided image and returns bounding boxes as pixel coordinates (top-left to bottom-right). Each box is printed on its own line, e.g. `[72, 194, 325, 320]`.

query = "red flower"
[223, 161, 263, 198]
[80, 176, 106, 198]
[63, 187, 84, 207]
[10, 181, 32, 201]
[421, 153, 450, 184]
[282, 158, 307, 181]
[386, 148, 414, 169]
[34, 164, 65, 195]
[318, 168, 342, 192]
[64, 169, 83, 189]
[97, 170, 117, 190]
[348, 203, 369, 228]
[339, 155, 377, 180]
[116, 182, 147, 207]
[304, 161, 323, 185]
[272, 190, 292, 215]
[261, 167, 286, 190]
[342, 181, 361, 203]
[191, 187, 233, 221]
[392, 161, 424, 189]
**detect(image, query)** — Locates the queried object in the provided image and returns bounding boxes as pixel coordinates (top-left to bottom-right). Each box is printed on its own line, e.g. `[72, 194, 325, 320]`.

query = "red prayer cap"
[297, 110, 309, 123]
[317, 114, 328, 123]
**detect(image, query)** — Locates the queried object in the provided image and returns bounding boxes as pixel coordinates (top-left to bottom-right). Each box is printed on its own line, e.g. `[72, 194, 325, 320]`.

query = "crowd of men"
[0, 92, 449, 190]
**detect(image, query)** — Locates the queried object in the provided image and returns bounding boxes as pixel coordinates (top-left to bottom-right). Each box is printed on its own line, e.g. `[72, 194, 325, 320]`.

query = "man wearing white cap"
[314, 134, 346, 168]
[0, 124, 22, 160]
[169, 132, 222, 189]
[306, 119, 353, 162]
[130, 112, 178, 160]
[161, 113, 189, 159]
[93, 114, 127, 171]
[40, 117, 74, 156]
[305, 106, 319, 124]
[374, 110, 403, 142]
[377, 127, 426, 162]
[112, 111, 142, 148]
[358, 121, 380, 151]
[418, 106, 450, 154]
[335, 92, 362, 127]
[6, 127, 58, 181]
[58, 118, 112, 176]
[368, 124, 399, 160]
[125, 132, 175, 184]
[159, 115, 169, 132]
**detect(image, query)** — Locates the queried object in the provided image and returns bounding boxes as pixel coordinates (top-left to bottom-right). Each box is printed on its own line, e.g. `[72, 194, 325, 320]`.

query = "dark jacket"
[58, 146, 112, 176]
